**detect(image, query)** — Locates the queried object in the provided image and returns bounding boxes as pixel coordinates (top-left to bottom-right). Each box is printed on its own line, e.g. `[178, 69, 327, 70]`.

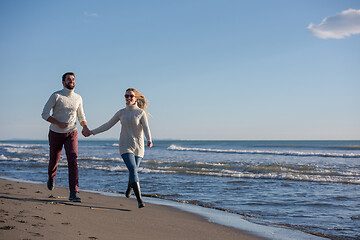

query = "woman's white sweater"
[91, 105, 151, 158]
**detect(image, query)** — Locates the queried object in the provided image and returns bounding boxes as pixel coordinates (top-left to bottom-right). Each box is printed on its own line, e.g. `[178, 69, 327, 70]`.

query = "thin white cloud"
[84, 11, 99, 17]
[307, 8, 360, 39]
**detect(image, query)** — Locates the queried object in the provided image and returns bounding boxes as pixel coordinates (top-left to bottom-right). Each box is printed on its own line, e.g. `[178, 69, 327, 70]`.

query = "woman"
[90, 88, 152, 208]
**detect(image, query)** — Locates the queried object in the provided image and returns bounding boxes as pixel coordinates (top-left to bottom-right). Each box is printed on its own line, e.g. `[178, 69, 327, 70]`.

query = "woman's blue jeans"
[121, 153, 142, 184]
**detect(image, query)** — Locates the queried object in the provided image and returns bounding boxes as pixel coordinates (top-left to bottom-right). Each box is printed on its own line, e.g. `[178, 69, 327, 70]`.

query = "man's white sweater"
[42, 88, 86, 133]
[91, 105, 151, 158]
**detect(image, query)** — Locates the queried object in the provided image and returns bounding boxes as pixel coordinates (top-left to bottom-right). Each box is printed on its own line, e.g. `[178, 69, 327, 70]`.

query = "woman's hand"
[82, 128, 92, 137]
[147, 141, 153, 148]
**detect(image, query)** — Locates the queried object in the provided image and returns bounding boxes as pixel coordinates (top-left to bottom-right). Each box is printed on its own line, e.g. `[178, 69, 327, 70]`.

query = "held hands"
[82, 125, 93, 137]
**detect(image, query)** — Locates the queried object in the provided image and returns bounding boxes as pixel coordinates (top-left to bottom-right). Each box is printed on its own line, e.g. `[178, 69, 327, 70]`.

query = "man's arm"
[76, 96, 91, 137]
[80, 121, 92, 137]
[46, 116, 69, 129]
[42, 94, 69, 129]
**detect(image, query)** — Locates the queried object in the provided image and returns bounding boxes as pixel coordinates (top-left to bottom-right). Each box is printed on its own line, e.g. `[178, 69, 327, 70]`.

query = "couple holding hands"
[42, 72, 152, 208]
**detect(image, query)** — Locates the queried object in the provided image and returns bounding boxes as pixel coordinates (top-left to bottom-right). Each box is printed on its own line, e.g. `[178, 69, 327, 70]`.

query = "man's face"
[63, 74, 75, 89]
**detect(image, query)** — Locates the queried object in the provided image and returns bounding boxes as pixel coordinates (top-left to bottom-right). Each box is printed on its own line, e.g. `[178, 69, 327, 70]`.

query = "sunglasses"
[124, 94, 135, 99]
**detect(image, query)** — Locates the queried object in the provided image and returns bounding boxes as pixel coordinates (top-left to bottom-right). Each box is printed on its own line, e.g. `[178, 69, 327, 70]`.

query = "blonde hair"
[126, 88, 148, 111]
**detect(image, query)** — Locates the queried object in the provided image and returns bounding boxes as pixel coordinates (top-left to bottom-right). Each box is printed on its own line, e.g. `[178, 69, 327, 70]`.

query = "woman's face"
[125, 90, 137, 105]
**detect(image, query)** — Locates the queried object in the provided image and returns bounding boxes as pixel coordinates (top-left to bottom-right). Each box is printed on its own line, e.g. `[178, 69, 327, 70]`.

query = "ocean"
[0, 140, 359, 239]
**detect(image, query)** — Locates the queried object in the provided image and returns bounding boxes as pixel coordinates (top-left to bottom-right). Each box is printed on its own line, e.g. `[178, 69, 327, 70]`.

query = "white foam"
[168, 145, 360, 158]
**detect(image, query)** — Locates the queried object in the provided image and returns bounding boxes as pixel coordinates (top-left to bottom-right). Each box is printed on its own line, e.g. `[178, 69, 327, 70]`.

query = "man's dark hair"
[62, 72, 75, 81]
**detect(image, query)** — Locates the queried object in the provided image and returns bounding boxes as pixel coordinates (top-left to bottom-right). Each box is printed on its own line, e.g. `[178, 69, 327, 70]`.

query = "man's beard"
[65, 83, 75, 89]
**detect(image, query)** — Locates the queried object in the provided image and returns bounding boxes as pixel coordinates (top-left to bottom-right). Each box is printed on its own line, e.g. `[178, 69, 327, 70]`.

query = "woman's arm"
[91, 111, 121, 135]
[140, 112, 152, 147]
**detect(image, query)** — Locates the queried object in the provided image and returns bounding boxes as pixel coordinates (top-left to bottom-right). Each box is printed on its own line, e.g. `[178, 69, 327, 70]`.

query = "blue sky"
[0, 0, 359, 140]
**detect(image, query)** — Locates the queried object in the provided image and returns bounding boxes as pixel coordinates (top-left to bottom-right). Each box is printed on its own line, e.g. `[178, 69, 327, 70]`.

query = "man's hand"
[46, 117, 68, 129]
[58, 122, 69, 129]
[82, 125, 92, 137]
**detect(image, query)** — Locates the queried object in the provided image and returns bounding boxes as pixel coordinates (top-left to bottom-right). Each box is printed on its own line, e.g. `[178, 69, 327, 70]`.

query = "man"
[42, 72, 91, 202]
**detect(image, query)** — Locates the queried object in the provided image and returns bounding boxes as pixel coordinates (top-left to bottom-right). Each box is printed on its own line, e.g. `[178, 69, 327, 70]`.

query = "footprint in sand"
[0, 209, 8, 214]
[0, 225, 15, 230]
[61, 222, 70, 225]
[32, 222, 44, 227]
[32, 216, 46, 221]
[88, 237, 98, 239]
[16, 210, 26, 218]
[0, 209, 9, 218]
[28, 231, 44, 237]
[5, 184, 14, 190]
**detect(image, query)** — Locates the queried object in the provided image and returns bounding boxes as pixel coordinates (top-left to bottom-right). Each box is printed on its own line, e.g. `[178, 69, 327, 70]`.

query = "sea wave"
[80, 164, 128, 172]
[79, 156, 122, 162]
[141, 159, 360, 184]
[167, 145, 360, 158]
[0, 143, 44, 148]
[139, 166, 360, 184]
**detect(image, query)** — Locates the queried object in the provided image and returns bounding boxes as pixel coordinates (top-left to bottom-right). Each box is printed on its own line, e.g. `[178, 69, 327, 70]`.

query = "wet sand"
[0, 178, 265, 240]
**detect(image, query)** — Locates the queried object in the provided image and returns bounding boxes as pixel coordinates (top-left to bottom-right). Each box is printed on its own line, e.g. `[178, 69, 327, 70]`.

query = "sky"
[0, 0, 359, 141]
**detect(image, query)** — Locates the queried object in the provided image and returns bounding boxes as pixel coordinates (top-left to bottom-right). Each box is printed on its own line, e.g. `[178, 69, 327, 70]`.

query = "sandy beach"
[0, 178, 265, 240]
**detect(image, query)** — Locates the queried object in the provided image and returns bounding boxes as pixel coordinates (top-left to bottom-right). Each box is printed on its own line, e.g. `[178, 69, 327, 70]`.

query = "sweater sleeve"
[41, 93, 56, 121]
[141, 112, 152, 142]
[76, 96, 86, 124]
[91, 111, 121, 135]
